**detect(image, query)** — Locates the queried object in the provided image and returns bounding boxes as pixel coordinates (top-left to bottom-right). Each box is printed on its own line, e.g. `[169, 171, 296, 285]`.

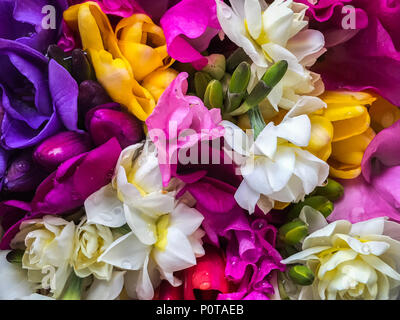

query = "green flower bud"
[229, 62, 251, 93]
[231, 60, 288, 116]
[6, 249, 24, 265]
[311, 179, 344, 202]
[288, 265, 315, 286]
[204, 80, 224, 109]
[260, 60, 288, 89]
[61, 272, 83, 300]
[279, 220, 308, 245]
[221, 73, 231, 93]
[248, 105, 266, 139]
[226, 48, 250, 73]
[202, 54, 226, 80]
[288, 196, 334, 220]
[194, 72, 213, 99]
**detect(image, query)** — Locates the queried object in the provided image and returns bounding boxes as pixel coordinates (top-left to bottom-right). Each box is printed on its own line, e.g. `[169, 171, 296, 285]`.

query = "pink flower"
[298, 0, 400, 105]
[146, 72, 224, 187]
[329, 120, 400, 223]
[160, 0, 221, 69]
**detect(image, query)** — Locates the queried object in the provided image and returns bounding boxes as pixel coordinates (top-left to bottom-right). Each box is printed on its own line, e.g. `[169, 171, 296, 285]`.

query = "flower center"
[154, 214, 170, 251]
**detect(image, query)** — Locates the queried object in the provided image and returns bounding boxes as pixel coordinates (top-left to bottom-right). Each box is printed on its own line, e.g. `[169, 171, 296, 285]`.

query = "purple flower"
[329, 120, 400, 223]
[31, 138, 122, 215]
[298, 0, 400, 105]
[0, 39, 80, 187]
[0, 0, 68, 53]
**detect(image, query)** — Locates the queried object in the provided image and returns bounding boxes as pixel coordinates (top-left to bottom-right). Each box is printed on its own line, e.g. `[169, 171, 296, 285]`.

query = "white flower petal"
[85, 271, 126, 300]
[275, 115, 311, 147]
[299, 206, 328, 234]
[302, 220, 352, 249]
[99, 232, 150, 270]
[281, 246, 330, 264]
[351, 217, 386, 238]
[153, 227, 197, 273]
[222, 120, 252, 157]
[244, 0, 262, 40]
[263, 0, 294, 46]
[286, 29, 325, 65]
[169, 203, 204, 236]
[85, 184, 125, 228]
[284, 96, 326, 119]
[0, 251, 34, 300]
[317, 249, 358, 279]
[361, 255, 400, 281]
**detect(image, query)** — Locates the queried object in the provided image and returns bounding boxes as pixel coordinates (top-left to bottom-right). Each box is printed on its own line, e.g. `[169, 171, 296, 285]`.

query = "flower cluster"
[1, 0, 400, 301]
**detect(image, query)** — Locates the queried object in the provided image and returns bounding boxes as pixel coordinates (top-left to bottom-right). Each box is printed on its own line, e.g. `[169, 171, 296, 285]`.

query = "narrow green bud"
[279, 220, 308, 245]
[288, 265, 315, 286]
[72, 49, 95, 84]
[221, 73, 231, 94]
[204, 80, 224, 109]
[229, 62, 251, 93]
[260, 60, 288, 89]
[226, 48, 250, 73]
[194, 72, 213, 99]
[278, 272, 291, 300]
[202, 54, 226, 80]
[61, 272, 83, 300]
[288, 196, 334, 220]
[248, 106, 266, 139]
[6, 249, 24, 265]
[230, 80, 270, 116]
[311, 179, 344, 202]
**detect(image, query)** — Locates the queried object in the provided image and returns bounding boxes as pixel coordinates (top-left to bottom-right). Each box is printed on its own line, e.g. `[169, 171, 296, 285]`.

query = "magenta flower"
[299, 0, 400, 105]
[160, 0, 221, 69]
[31, 138, 122, 215]
[146, 72, 224, 187]
[329, 120, 400, 223]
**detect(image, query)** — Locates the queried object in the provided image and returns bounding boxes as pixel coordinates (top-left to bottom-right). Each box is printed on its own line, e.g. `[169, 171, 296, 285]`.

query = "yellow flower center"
[154, 214, 170, 251]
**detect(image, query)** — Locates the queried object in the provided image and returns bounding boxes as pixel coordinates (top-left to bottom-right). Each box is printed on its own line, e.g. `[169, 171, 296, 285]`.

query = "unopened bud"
[204, 80, 223, 109]
[226, 48, 250, 73]
[78, 80, 112, 119]
[71, 49, 95, 84]
[6, 249, 24, 265]
[202, 54, 226, 80]
[288, 265, 315, 286]
[229, 62, 251, 94]
[47, 45, 72, 72]
[86, 107, 144, 149]
[288, 196, 334, 220]
[194, 72, 213, 99]
[279, 220, 308, 245]
[311, 179, 344, 202]
[34, 132, 93, 172]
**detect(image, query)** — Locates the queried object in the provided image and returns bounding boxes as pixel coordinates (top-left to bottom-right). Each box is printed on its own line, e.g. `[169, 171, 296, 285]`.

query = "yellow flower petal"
[142, 68, 179, 102]
[332, 108, 370, 142]
[306, 115, 334, 161]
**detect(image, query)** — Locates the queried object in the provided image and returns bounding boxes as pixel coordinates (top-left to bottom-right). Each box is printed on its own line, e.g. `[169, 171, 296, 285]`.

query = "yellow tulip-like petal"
[323, 105, 366, 122]
[306, 115, 334, 161]
[331, 108, 370, 142]
[320, 91, 376, 106]
[369, 96, 400, 132]
[142, 68, 179, 102]
[116, 15, 173, 82]
[64, 2, 176, 121]
[329, 128, 375, 179]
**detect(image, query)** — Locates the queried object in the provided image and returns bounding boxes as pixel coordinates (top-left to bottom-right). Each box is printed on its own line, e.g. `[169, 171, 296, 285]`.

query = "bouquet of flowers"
[1, 0, 400, 301]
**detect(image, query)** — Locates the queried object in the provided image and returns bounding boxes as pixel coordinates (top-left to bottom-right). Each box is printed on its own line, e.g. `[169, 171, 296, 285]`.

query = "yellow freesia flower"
[64, 2, 177, 121]
[306, 91, 376, 179]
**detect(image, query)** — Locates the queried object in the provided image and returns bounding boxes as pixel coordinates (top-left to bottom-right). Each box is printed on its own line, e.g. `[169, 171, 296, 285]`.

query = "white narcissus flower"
[10, 216, 76, 299]
[85, 140, 176, 246]
[216, 0, 326, 110]
[223, 100, 329, 214]
[85, 140, 205, 300]
[282, 207, 400, 300]
[72, 217, 114, 281]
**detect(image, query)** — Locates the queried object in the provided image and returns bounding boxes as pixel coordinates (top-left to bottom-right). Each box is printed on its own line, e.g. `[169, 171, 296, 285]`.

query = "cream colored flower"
[11, 216, 75, 298]
[72, 217, 114, 281]
[216, 0, 326, 110]
[281, 207, 400, 300]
